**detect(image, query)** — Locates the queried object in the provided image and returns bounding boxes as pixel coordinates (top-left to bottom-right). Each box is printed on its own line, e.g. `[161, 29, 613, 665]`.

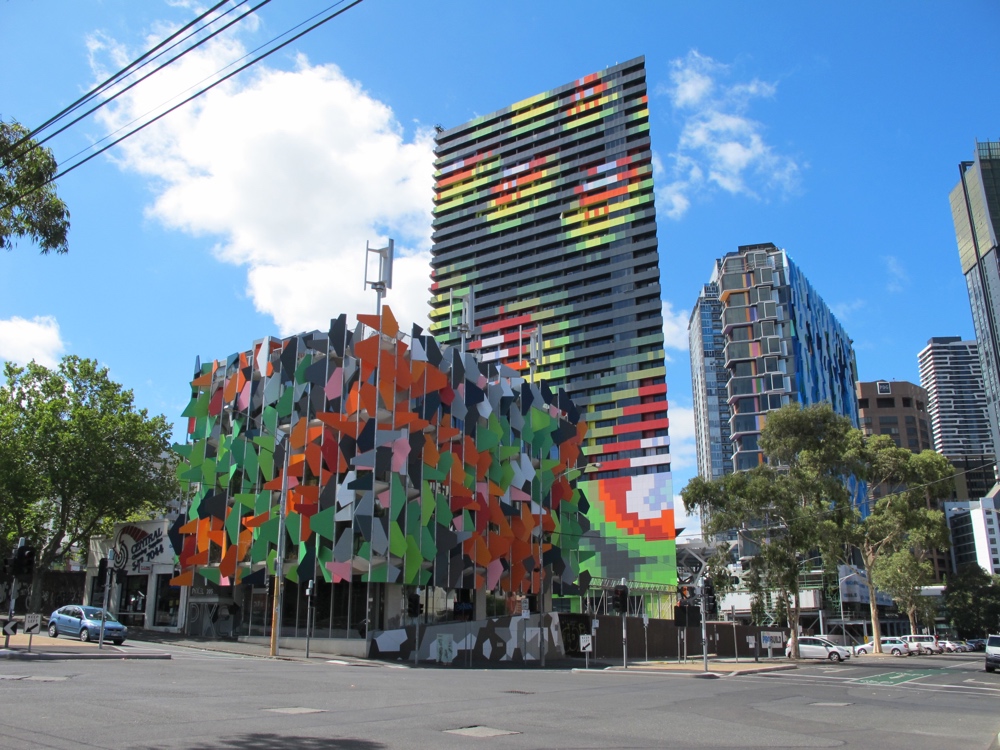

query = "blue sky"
[2, 1, 999, 535]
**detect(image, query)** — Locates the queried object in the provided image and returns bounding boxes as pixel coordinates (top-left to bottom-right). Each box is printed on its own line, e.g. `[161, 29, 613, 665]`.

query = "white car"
[938, 639, 963, 653]
[786, 636, 852, 662]
[853, 637, 910, 656]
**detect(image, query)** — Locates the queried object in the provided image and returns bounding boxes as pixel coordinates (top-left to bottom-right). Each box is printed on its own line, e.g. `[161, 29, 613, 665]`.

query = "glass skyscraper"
[689, 243, 858, 474]
[951, 141, 1000, 464]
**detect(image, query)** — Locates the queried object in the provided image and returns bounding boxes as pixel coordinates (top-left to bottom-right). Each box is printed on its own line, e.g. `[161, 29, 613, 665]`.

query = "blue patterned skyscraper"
[690, 243, 859, 474]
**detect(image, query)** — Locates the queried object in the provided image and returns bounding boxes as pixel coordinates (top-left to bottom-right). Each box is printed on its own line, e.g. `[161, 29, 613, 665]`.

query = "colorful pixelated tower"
[429, 56, 676, 593]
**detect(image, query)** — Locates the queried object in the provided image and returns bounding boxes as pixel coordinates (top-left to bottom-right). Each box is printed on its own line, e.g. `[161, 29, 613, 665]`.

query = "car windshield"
[81, 607, 118, 621]
[988, 636, 1000, 647]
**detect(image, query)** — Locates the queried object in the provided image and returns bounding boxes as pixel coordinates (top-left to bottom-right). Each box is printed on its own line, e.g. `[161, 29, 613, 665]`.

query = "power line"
[9, 0, 239, 157]
[31, 1, 268, 157]
[2, 0, 366, 214]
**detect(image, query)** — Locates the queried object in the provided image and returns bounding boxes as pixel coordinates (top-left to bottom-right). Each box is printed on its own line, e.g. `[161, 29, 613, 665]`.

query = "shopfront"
[87, 520, 186, 633]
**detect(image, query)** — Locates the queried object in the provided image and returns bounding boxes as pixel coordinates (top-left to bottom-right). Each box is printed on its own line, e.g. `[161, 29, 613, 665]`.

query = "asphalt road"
[0, 643, 997, 749]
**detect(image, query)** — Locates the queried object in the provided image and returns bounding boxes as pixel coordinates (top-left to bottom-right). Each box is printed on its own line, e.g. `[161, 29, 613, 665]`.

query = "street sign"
[643, 612, 649, 627]
[24, 614, 41, 635]
[591, 618, 599, 630]
[579, 634, 593, 653]
[761, 631, 785, 647]
[2, 619, 17, 636]
[520, 597, 530, 618]
[747, 636, 756, 648]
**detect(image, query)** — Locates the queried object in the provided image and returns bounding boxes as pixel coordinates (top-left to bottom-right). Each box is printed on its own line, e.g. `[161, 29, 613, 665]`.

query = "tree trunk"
[866, 577, 882, 653]
[27, 572, 43, 614]
[788, 589, 801, 659]
[907, 604, 918, 635]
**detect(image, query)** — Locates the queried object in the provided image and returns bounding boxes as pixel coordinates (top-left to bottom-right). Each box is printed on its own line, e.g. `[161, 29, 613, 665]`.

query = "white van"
[899, 634, 941, 654]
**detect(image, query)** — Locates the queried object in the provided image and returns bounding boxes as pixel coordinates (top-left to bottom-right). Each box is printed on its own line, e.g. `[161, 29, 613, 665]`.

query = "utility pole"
[4, 538, 24, 648]
[98, 548, 114, 649]
[269, 436, 291, 657]
[700, 585, 708, 672]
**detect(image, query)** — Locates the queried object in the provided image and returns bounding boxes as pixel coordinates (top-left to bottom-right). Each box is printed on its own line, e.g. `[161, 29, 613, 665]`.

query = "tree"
[0, 118, 70, 253]
[870, 549, 935, 635]
[0, 357, 178, 611]
[683, 454, 835, 658]
[944, 565, 1000, 638]
[848, 445, 952, 649]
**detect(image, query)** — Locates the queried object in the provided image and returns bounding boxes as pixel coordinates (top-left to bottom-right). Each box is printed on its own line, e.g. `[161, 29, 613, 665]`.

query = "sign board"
[591, 618, 599, 630]
[2, 620, 17, 636]
[520, 597, 530, 618]
[761, 631, 785, 647]
[747, 636, 756, 648]
[24, 614, 41, 635]
[579, 634, 593, 653]
[139, 562, 153, 574]
[435, 633, 456, 665]
[643, 612, 649, 627]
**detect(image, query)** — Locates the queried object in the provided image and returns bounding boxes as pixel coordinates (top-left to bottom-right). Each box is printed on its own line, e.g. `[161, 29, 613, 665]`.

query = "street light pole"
[269, 434, 291, 657]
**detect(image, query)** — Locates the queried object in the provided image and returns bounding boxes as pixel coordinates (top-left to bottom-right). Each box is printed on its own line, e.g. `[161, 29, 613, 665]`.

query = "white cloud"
[655, 50, 801, 219]
[883, 255, 910, 294]
[661, 300, 691, 354]
[674, 493, 703, 538]
[831, 298, 866, 322]
[668, 404, 696, 473]
[0, 316, 65, 367]
[90, 31, 435, 335]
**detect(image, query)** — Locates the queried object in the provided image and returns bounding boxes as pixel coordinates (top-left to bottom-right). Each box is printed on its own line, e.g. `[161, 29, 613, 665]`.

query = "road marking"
[445, 726, 519, 737]
[810, 702, 852, 706]
[852, 670, 937, 685]
[265, 707, 326, 714]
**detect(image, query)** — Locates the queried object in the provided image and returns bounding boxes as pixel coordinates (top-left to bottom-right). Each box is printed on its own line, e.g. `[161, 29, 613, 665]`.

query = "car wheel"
[48, 623, 58, 638]
[79, 628, 91, 643]
[857, 648, 867, 655]
[829, 652, 843, 662]
[892, 648, 901, 656]
[112, 640, 124, 646]
[986, 665, 995, 673]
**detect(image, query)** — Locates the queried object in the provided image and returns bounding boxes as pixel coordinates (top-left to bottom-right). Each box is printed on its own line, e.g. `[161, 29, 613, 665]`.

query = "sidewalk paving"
[2, 629, 801, 674]
[0, 632, 172, 660]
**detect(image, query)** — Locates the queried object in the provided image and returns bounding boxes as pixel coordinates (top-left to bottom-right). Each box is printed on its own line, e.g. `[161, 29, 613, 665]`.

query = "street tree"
[944, 565, 1000, 638]
[0, 118, 70, 253]
[0, 357, 177, 611]
[870, 549, 937, 636]
[847, 444, 952, 650]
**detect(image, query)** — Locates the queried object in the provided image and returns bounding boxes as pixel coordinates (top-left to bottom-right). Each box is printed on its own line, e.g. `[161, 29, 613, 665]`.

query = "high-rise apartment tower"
[428, 58, 675, 586]
[689, 282, 733, 480]
[918, 336, 997, 499]
[689, 243, 859, 475]
[951, 141, 1000, 461]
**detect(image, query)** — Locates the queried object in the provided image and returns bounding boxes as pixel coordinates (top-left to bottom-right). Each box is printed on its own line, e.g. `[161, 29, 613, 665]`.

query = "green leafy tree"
[0, 118, 70, 253]
[0, 357, 178, 611]
[870, 550, 936, 636]
[944, 565, 1000, 638]
[846, 444, 952, 650]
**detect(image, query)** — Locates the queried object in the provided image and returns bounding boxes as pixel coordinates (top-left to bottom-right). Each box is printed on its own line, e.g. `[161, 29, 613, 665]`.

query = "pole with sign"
[580, 633, 592, 670]
[99, 548, 114, 649]
[732, 605, 739, 663]
[24, 614, 40, 652]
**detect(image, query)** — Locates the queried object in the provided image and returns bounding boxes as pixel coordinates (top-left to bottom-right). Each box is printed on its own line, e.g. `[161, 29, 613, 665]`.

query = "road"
[0, 642, 997, 749]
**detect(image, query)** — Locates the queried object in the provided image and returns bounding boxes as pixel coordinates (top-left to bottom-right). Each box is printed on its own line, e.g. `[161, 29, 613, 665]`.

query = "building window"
[902, 397, 912, 407]
[876, 397, 895, 408]
[858, 398, 869, 409]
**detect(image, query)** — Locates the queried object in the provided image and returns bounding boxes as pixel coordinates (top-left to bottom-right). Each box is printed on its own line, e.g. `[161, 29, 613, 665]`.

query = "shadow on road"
[145, 734, 385, 750]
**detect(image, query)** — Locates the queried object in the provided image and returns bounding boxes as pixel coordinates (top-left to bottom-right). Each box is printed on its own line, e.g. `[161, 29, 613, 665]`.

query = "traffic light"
[674, 604, 688, 627]
[11, 546, 35, 579]
[407, 593, 421, 617]
[612, 584, 629, 614]
[98, 557, 108, 581]
[703, 578, 717, 618]
[678, 584, 693, 602]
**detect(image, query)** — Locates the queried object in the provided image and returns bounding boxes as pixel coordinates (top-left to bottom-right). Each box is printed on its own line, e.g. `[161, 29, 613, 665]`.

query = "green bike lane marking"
[852, 669, 941, 685]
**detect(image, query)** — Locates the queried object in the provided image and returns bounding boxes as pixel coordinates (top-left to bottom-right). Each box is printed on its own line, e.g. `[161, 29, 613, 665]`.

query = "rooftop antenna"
[364, 239, 394, 312]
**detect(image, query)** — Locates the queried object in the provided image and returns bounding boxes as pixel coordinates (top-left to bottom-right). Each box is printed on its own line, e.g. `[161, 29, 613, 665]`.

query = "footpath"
[1, 629, 798, 674]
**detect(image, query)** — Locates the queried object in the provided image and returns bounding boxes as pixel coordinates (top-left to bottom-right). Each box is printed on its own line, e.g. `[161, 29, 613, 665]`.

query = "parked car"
[985, 635, 1000, 673]
[899, 634, 942, 654]
[786, 636, 852, 662]
[938, 639, 963, 653]
[853, 637, 911, 656]
[48, 605, 128, 645]
[968, 639, 987, 651]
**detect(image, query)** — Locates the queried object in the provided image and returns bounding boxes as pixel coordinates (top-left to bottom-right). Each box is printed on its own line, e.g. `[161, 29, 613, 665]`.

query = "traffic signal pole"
[701, 586, 709, 672]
